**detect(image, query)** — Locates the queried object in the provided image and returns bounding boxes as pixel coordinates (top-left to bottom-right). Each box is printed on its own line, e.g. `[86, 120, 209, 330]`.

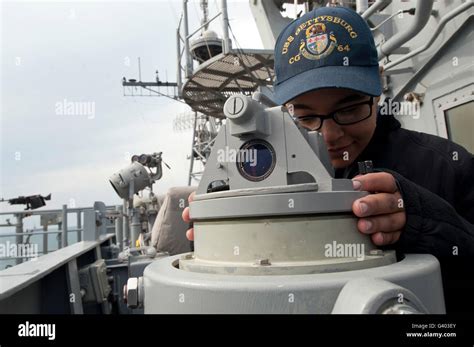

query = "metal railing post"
[61, 204, 68, 248]
[76, 211, 82, 242]
[43, 225, 48, 255]
[15, 214, 23, 265]
[57, 228, 62, 250]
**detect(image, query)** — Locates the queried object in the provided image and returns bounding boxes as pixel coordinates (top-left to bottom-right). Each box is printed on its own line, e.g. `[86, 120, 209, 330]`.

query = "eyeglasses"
[290, 97, 374, 131]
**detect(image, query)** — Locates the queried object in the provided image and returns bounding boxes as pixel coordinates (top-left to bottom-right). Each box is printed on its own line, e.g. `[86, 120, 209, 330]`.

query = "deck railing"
[0, 203, 124, 266]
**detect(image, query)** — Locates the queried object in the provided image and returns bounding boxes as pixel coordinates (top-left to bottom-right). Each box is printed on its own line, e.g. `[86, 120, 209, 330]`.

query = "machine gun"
[0, 194, 51, 210]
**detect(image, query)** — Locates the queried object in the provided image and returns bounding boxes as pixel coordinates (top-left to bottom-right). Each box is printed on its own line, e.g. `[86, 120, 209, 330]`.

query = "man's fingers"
[353, 192, 403, 217]
[186, 228, 194, 241]
[182, 207, 190, 222]
[371, 231, 401, 246]
[351, 173, 404, 247]
[352, 172, 398, 193]
[183, 199, 194, 240]
[357, 211, 406, 234]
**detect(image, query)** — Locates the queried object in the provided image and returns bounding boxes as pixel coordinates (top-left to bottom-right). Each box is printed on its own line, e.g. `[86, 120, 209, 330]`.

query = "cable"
[166, 0, 180, 26]
[140, 86, 188, 104]
[227, 23, 274, 94]
[192, 0, 202, 27]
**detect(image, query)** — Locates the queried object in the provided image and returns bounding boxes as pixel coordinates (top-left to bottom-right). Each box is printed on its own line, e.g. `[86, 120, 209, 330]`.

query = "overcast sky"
[0, 0, 265, 214]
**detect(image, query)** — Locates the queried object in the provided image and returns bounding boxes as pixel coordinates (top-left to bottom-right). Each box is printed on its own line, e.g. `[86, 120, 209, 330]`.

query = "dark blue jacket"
[335, 111, 474, 313]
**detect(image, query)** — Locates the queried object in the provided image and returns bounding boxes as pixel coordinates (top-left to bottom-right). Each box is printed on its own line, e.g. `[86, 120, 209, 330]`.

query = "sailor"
[183, 6, 474, 311]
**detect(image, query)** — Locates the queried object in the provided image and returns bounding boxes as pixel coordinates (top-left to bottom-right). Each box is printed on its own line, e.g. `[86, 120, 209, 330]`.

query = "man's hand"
[352, 172, 406, 246]
[182, 191, 195, 241]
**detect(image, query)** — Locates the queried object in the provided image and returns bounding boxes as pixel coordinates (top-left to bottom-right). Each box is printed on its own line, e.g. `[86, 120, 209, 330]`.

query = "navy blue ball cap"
[274, 6, 382, 105]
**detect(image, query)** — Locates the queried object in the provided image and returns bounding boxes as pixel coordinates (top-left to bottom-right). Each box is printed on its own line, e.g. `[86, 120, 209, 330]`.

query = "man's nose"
[320, 118, 344, 143]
